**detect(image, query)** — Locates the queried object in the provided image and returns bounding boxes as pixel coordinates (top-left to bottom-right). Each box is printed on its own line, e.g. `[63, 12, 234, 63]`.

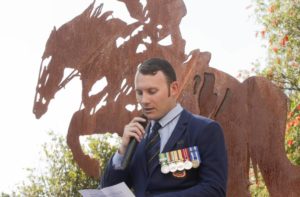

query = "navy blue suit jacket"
[101, 109, 228, 196]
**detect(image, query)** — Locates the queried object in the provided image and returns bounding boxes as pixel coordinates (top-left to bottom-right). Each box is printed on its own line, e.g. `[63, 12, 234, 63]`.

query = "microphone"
[121, 114, 148, 170]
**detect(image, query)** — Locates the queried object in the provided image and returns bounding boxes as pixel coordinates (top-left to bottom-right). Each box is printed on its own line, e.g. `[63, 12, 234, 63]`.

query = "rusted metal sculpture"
[33, 0, 300, 196]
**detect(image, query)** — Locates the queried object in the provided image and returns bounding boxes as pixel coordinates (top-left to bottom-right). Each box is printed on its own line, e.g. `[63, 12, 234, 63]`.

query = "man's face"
[134, 71, 178, 120]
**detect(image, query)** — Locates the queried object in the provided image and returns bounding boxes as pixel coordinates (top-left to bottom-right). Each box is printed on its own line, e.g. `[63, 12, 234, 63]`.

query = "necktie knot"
[152, 121, 162, 133]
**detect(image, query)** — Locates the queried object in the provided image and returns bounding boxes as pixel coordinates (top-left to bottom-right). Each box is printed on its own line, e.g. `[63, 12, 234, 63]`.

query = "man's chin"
[144, 112, 161, 121]
[144, 114, 154, 120]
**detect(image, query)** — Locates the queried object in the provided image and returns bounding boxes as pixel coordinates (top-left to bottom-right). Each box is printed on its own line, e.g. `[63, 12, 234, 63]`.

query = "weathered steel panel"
[33, 1, 300, 196]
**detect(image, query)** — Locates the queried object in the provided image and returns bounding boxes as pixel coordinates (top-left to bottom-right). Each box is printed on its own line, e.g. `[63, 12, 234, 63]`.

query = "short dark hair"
[137, 58, 177, 85]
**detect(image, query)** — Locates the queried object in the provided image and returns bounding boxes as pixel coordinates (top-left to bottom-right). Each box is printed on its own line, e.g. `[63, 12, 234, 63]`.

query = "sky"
[0, 0, 266, 193]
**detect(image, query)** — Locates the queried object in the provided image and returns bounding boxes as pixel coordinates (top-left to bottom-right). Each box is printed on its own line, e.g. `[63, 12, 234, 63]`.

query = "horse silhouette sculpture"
[33, 0, 300, 196]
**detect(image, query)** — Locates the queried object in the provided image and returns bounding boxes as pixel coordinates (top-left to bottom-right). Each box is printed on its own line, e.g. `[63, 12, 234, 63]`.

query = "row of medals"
[159, 146, 201, 174]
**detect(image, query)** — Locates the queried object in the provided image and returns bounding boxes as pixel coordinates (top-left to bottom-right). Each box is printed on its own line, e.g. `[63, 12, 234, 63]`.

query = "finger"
[124, 125, 143, 140]
[130, 127, 144, 139]
[131, 116, 147, 124]
[131, 122, 146, 134]
[127, 130, 142, 142]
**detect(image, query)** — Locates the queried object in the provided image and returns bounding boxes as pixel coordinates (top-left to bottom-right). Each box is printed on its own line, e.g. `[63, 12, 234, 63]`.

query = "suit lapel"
[148, 110, 191, 177]
[163, 109, 191, 152]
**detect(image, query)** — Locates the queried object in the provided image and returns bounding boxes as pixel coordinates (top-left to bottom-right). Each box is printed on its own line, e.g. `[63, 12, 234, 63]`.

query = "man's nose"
[140, 93, 150, 104]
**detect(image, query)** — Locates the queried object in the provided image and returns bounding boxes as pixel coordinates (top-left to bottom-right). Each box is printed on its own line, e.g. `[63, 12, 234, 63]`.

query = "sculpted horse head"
[33, 1, 133, 119]
[33, 2, 97, 119]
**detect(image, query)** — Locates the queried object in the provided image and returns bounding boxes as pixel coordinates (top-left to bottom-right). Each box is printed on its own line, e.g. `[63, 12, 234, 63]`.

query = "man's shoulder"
[181, 108, 215, 125]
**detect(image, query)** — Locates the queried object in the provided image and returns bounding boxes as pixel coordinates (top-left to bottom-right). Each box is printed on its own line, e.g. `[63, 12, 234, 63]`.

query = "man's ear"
[170, 81, 179, 96]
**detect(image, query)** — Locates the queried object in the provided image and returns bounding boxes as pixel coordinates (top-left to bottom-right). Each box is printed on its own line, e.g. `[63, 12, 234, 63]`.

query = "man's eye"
[148, 89, 157, 95]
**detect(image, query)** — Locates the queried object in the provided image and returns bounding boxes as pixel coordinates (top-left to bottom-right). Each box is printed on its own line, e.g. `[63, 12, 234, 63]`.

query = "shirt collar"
[151, 103, 183, 128]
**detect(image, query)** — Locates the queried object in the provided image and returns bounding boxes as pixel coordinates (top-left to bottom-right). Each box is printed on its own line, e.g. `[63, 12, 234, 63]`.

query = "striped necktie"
[145, 122, 162, 173]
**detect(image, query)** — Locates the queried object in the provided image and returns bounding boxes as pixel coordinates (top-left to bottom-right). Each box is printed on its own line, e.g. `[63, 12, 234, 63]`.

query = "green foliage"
[286, 99, 300, 165]
[14, 131, 120, 197]
[253, 0, 300, 95]
[249, 167, 269, 197]
[0, 192, 16, 197]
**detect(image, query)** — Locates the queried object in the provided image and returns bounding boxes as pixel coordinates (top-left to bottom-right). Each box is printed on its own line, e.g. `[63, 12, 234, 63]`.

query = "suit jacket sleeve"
[100, 155, 133, 189]
[155, 121, 228, 197]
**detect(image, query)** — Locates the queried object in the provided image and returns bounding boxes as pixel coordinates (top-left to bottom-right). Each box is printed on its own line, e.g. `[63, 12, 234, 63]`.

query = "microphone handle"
[121, 138, 138, 170]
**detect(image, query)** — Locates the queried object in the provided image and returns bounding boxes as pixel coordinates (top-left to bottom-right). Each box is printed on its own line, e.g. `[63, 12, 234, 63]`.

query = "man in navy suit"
[101, 58, 228, 196]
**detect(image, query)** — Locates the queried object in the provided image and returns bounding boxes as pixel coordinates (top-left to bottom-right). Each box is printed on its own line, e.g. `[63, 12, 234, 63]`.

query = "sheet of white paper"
[79, 182, 135, 197]
[79, 189, 104, 197]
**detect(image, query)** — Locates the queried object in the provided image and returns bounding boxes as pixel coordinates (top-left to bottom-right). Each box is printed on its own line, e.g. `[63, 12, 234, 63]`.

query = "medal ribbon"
[172, 150, 179, 162]
[193, 146, 201, 162]
[159, 153, 167, 164]
[182, 148, 190, 162]
[167, 152, 172, 164]
[189, 147, 197, 162]
[177, 149, 184, 162]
